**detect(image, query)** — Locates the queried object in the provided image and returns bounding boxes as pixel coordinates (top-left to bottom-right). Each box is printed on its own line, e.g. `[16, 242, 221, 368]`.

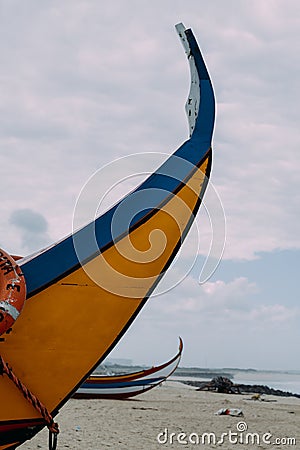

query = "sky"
[1, 0, 299, 370]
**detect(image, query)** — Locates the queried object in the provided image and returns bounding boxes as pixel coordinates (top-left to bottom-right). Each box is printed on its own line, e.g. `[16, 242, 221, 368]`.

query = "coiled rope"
[0, 355, 59, 450]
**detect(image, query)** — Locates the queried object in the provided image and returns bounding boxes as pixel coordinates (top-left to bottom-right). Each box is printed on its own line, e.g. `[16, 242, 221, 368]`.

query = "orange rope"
[0, 355, 59, 449]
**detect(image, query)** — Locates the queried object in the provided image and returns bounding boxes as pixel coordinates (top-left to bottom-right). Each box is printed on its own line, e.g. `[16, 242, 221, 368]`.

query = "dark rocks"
[180, 377, 300, 399]
[196, 376, 241, 394]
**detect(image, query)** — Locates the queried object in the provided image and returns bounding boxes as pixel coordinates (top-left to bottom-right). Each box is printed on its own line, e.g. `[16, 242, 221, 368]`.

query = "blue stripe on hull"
[81, 377, 164, 390]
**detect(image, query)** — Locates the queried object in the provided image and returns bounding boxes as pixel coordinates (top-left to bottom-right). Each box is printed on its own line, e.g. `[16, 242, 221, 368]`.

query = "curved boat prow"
[176, 23, 200, 136]
[0, 24, 215, 449]
[176, 22, 214, 140]
[74, 337, 183, 399]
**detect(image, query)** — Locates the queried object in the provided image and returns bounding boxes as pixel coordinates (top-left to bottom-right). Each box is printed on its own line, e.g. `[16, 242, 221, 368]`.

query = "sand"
[19, 381, 300, 449]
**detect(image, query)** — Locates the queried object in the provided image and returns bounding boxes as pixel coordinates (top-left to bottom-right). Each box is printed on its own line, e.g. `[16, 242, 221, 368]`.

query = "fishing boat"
[74, 338, 183, 399]
[0, 22, 215, 449]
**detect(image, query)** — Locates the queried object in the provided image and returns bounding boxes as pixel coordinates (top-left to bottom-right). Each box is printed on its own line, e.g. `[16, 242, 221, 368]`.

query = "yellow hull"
[0, 155, 211, 449]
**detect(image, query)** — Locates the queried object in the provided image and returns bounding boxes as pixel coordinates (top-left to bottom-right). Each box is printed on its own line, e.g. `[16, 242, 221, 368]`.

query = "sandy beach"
[19, 381, 299, 449]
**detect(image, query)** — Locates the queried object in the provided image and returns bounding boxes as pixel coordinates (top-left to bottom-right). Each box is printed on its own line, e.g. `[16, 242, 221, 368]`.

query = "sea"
[171, 370, 300, 395]
[232, 370, 300, 395]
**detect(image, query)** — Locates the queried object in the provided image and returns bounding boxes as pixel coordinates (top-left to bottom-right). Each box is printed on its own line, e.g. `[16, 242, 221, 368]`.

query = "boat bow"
[0, 24, 215, 449]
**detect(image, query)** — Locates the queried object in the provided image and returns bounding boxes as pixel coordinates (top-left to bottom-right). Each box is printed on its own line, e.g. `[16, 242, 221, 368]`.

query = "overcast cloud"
[9, 208, 50, 252]
[0, 0, 299, 369]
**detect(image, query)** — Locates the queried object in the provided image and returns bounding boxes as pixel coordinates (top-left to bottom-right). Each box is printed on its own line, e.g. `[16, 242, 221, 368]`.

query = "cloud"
[10, 208, 48, 233]
[152, 275, 259, 318]
[157, 273, 299, 326]
[9, 208, 51, 253]
[109, 271, 299, 368]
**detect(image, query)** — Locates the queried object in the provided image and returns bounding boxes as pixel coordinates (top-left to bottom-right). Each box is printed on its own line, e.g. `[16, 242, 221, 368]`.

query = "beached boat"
[74, 338, 183, 399]
[0, 22, 215, 449]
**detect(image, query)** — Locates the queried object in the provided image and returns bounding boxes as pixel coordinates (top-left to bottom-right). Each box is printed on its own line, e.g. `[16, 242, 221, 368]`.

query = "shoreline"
[98, 365, 300, 395]
[19, 381, 300, 449]
[177, 379, 300, 399]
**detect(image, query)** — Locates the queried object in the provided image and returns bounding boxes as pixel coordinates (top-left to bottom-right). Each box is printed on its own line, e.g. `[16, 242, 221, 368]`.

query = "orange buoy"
[0, 248, 26, 336]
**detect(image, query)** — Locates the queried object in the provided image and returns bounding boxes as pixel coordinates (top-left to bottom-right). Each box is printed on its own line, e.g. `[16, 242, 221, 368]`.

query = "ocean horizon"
[98, 362, 300, 395]
[232, 369, 300, 395]
[170, 368, 300, 395]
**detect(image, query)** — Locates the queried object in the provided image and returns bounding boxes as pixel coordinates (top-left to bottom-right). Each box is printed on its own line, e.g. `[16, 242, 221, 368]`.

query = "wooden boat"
[0, 22, 215, 449]
[74, 338, 183, 399]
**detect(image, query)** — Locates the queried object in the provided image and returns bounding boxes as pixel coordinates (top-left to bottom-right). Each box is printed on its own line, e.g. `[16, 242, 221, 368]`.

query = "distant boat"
[0, 22, 215, 450]
[74, 338, 183, 399]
